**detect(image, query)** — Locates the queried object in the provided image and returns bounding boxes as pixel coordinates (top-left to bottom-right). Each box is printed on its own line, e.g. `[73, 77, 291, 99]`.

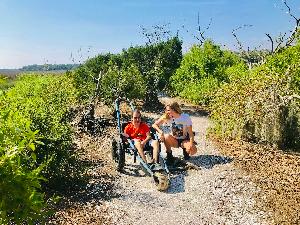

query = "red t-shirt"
[124, 122, 150, 141]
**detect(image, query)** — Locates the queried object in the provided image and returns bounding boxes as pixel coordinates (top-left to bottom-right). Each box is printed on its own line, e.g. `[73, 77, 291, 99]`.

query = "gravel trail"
[104, 98, 272, 225]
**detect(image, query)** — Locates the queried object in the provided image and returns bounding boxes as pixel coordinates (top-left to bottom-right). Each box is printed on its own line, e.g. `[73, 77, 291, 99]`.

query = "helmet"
[153, 172, 170, 191]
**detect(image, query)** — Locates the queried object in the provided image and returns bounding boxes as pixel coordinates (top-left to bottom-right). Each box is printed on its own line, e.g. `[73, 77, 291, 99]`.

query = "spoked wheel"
[153, 172, 170, 191]
[111, 138, 125, 171]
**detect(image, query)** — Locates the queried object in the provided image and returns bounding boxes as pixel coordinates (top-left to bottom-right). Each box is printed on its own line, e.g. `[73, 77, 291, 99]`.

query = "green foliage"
[2, 74, 80, 186]
[0, 75, 15, 91]
[71, 37, 182, 105]
[122, 36, 182, 105]
[224, 62, 248, 81]
[71, 53, 113, 101]
[179, 77, 219, 105]
[210, 43, 300, 149]
[0, 110, 47, 224]
[171, 40, 245, 105]
[100, 62, 146, 102]
[20, 63, 79, 71]
[237, 49, 271, 67]
[0, 73, 82, 223]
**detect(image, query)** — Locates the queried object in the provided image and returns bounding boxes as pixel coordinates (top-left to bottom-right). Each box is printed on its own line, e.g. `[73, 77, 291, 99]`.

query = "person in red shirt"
[124, 109, 160, 165]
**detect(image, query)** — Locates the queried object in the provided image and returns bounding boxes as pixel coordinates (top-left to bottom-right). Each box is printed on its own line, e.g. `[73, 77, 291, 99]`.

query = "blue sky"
[0, 0, 299, 69]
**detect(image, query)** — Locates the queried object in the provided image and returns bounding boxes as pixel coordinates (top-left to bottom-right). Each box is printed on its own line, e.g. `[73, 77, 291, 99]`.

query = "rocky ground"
[46, 98, 300, 225]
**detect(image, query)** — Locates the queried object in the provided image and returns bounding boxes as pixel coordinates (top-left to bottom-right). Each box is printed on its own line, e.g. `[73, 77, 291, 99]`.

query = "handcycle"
[111, 97, 170, 191]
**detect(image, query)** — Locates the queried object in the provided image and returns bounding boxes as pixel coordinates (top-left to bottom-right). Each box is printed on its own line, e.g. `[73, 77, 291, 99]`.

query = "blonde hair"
[165, 102, 182, 114]
[161, 113, 170, 120]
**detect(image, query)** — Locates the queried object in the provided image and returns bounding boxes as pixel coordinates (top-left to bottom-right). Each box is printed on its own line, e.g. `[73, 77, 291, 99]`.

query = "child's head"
[131, 109, 141, 126]
[165, 102, 182, 117]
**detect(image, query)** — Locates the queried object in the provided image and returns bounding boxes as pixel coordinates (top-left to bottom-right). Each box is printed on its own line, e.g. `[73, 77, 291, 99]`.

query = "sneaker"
[166, 152, 175, 166]
[150, 163, 163, 171]
[182, 148, 190, 160]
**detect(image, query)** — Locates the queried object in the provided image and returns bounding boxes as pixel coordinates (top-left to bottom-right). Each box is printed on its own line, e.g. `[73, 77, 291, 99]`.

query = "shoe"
[166, 152, 175, 166]
[150, 163, 163, 171]
[182, 148, 190, 160]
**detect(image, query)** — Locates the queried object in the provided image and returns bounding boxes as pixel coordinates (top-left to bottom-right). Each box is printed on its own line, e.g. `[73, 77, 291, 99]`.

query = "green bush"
[123, 37, 182, 105]
[0, 73, 81, 223]
[179, 77, 219, 105]
[1, 73, 81, 188]
[210, 43, 300, 149]
[100, 62, 146, 103]
[71, 54, 113, 101]
[71, 37, 182, 105]
[0, 75, 15, 92]
[170, 40, 245, 105]
[0, 110, 47, 224]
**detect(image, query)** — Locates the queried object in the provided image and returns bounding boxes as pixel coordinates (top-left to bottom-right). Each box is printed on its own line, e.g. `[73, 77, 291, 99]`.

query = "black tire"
[111, 109, 117, 119]
[112, 138, 125, 171]
[117, 140, 125, 171]
[111, 138, 118, 161]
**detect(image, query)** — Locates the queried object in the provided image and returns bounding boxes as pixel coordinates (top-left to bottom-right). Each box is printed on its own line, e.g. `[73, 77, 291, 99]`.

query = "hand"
[141, 140, 146, 146]
[159, 133, 165, 141]
[122, 132, 129, 138]
[189, 139, 195, 145]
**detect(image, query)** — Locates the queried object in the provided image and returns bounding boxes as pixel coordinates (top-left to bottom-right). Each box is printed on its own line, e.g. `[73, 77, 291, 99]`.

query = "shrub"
[100, 62, 146, 103]
[210, 43, 300, 149]
[71, 37, 182, 106]
[171, 40, 245, 105]
[0, 73, 82, 223]
[0, 110, 47, 224]
[1, 73, 81, 189]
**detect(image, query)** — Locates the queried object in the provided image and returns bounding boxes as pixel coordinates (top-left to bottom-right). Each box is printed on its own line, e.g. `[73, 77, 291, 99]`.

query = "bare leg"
[182, 140, 197, 156]
[164, 134, 178, 153]
[163, 134, 178, 165]
[134, 140, 147, 163]
[151, 140, 160, 163]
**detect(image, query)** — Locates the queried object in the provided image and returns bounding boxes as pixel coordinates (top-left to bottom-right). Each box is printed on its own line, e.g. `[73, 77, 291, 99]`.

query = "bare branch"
[231, 24, 253, 52]
[140, 24, 171, 45]
[274, 32, 288, 52]
[193, 12, 212, 45]
[283, 0, 298, 21]
[265, 33, 274, 52]
[282, 0, 300, 47]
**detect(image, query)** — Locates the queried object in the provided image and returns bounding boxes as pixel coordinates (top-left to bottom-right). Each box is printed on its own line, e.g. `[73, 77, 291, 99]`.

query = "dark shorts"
[176, 135, 189, 148]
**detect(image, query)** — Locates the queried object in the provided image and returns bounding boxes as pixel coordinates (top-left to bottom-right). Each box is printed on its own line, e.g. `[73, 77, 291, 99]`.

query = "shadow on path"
[181, 108, 209, 117]
[121, 163, 148, 177]
[189, 154, 233, 169]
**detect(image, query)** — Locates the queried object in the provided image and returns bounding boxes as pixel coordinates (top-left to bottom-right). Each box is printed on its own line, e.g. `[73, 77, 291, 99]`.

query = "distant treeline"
[20, 64, 80, 71]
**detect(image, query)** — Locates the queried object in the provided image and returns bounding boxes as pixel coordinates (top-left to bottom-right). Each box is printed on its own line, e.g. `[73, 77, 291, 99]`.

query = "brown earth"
[46, 99, 300, 225]
[212, 137, 300, 225]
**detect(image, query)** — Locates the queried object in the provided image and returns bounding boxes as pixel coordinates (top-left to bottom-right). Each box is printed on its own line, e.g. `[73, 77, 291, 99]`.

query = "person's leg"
[164, 134, 178, 152]
[182, 140, 197, 156]
[163, 134, 178, 165]
[177, 139, 190, 159]
[151, 139, 160, 163]
[134, 140, 147, 163]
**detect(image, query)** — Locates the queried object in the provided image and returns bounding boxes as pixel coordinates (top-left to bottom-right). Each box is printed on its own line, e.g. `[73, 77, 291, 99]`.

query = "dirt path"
[47, 98, 281, 225]
[103, 98, 272, 225]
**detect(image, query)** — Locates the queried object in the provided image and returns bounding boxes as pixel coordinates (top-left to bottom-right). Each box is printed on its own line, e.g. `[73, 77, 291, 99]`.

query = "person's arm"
[152, 117, 167, 141]
[141, 131, 151, 146]
[187, 125, 194, 144]
[123, 125, 130, 138]
[152, 117, 165, 135]
[185, 114, 195, 144]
